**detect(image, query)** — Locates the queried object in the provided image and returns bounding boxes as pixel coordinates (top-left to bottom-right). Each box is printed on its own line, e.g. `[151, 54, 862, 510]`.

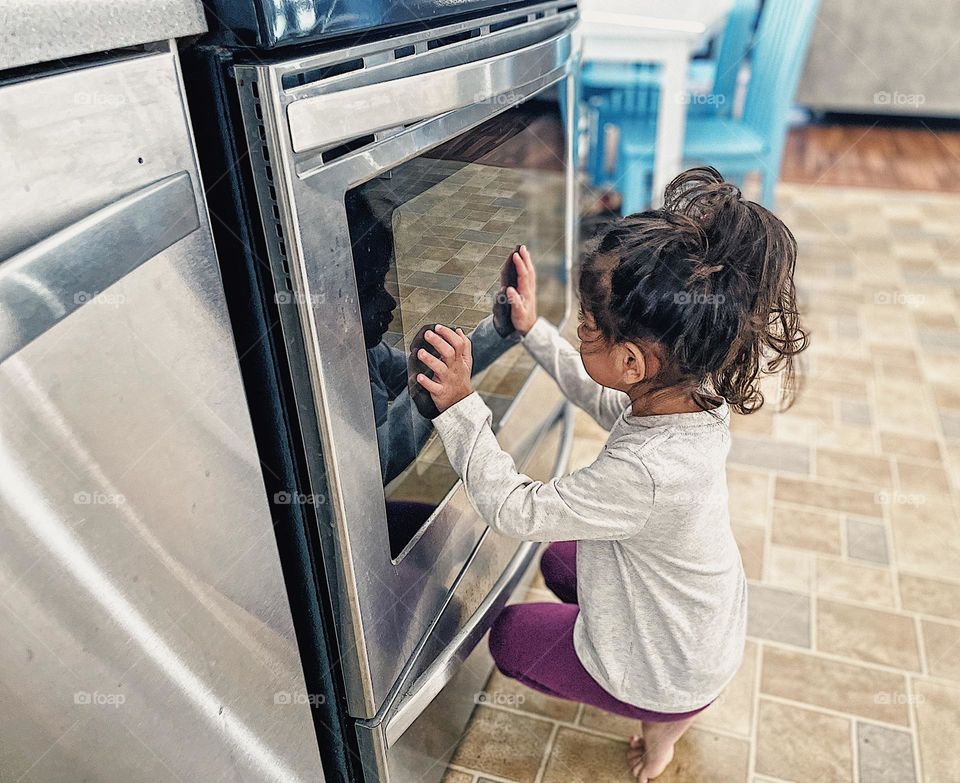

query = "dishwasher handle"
[0, 172, 200, 363]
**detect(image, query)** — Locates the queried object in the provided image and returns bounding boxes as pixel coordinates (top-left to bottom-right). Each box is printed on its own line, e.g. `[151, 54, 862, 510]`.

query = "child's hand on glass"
[416, 325, 474, 413]
[507, 245, 537, 335]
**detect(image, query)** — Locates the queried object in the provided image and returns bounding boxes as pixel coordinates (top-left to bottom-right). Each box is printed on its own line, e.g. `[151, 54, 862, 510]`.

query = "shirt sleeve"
[368, 359, 434, 485]
[522, 318, 630, 430]
[466, 314, 522, 374]
[370, 342, 412, 397]
[433, 392, 655, 541]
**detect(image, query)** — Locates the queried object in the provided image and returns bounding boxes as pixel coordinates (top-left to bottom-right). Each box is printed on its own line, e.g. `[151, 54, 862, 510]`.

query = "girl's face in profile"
[577, 306, 660, 396]
[577, 308, 623, 389]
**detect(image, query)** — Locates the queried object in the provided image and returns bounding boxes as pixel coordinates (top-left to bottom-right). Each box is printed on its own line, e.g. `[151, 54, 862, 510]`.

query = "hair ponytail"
[579, 166, 809, 414]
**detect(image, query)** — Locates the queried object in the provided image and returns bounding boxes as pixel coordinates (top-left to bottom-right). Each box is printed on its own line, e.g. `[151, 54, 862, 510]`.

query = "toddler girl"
[415, 167, 807, 781]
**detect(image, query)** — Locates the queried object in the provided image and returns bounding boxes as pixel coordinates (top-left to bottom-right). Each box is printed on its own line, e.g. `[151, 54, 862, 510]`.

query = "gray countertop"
[1, 0, 207, 70]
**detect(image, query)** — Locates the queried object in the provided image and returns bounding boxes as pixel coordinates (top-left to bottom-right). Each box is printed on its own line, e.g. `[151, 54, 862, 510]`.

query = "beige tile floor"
[443, 182, 960, 783]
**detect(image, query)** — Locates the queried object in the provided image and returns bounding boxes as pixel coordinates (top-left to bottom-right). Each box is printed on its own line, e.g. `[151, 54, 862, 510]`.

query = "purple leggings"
[488, 541, 709, 722]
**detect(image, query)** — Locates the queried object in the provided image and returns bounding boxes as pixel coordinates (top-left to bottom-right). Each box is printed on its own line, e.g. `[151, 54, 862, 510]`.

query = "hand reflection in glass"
[350, 193, 521, 488]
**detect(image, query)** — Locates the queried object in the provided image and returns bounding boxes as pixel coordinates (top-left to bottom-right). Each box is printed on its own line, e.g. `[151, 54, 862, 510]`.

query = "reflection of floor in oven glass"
[384, 160, 565, 504]
[388, 160, 566, 349]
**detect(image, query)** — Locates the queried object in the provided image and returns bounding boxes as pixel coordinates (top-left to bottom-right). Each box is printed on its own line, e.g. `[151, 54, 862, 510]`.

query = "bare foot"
[624, 716, 695, 781]
[626, 736, 673, 782]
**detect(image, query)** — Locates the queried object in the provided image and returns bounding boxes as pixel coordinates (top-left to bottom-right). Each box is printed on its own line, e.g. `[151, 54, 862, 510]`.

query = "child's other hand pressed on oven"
[507, 245, 537, 335]
[416, 325, 474, 413]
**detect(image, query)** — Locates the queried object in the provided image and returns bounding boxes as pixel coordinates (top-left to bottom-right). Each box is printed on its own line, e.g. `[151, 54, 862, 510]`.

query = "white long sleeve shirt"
[433, 317, 747, 712]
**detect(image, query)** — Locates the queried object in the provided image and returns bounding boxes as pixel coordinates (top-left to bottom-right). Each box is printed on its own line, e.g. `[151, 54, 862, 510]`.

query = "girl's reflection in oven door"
[348, 95, 567, 558]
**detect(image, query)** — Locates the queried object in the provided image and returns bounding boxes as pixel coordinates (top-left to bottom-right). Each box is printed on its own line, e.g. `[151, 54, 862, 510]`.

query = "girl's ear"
[621, 341, 659, 384]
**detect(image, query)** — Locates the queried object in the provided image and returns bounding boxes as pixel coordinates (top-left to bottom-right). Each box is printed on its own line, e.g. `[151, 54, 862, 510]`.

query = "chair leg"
[759, 168, 777, 209]
[620, 156, 652, 216]
[586, 103, 609, 187]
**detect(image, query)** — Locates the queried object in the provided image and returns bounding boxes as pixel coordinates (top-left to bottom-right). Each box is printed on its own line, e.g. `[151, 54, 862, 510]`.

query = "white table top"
[577, 0, 734, 51]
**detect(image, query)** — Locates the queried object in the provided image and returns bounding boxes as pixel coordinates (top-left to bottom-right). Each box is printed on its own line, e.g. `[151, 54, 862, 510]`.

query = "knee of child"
[539, 546, 561, 583]
[488, 604, 522, 665]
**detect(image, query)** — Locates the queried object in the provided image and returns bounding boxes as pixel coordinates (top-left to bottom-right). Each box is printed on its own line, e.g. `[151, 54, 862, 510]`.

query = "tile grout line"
[837, 497, 849, 562]
[866, 370, 881, 458]
[445, 762, 517, 783]
[917, 344, 960, 538]
[850, 716, 860, 783]
[886, 458, 907, 610]
[906, 676, 925, 783]
[759, 467, 775, 584]
[749, 553, 960, 625]
[531, 722, 559, 783]
[914, 615, 929, 678]
[881, 453, 905, 610]
[810, 581, 818, 654]
[748, 641, 763, 780]
[758, 692, 912, 734]
[748, 573, 951, 625]
[477, 698, 755, 744]
[765, 541, 960, 593]
[749, 628, 940, 680]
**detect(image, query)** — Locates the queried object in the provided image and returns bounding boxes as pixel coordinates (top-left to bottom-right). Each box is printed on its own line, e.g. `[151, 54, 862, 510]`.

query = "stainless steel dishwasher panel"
[0, 49, 324, 782]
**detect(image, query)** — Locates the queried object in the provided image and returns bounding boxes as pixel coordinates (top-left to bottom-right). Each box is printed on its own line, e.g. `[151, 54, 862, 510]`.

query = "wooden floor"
[781, 123, 960, 192]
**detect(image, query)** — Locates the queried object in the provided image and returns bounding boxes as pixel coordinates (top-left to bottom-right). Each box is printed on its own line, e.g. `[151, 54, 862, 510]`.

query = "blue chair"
[617, 0, 821, 212]
[580, 0, 760, 187]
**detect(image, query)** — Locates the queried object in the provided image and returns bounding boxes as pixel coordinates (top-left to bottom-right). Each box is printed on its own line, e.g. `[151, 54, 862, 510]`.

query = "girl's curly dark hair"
[579, 166, 809, 414]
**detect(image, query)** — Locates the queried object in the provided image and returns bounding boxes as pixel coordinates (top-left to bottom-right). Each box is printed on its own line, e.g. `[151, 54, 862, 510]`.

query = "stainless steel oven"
[233, 4, 578, 780]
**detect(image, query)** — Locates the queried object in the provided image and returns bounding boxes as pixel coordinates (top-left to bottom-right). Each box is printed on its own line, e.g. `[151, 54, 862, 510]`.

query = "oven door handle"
[383, 402, 574, 747]
[0, 172, 199, 362]
[286, 31, 571, 153]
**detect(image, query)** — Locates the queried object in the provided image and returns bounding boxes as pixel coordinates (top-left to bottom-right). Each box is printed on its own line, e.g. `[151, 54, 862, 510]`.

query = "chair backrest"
[742, 0, 820, 140]
[607, 63, 661, 125]
[711, 0, 761, 117]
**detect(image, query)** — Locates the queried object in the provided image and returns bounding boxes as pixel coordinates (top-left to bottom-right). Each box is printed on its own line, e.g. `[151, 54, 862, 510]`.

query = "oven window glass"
[346, 88, 568, 558]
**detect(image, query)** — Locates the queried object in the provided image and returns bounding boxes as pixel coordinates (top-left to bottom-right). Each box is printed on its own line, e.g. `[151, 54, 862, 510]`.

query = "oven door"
[235, 7, 577, 719]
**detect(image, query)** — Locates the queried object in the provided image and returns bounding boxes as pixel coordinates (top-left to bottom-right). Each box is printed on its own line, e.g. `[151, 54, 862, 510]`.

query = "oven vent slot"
[426, 27, 481, 50]
[281, 57, 364, 90]
[276, 1, 575, 100]
[321, 134, 377, 164]
[241, 77, 294, 293]
[489, 15, 529, 33]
